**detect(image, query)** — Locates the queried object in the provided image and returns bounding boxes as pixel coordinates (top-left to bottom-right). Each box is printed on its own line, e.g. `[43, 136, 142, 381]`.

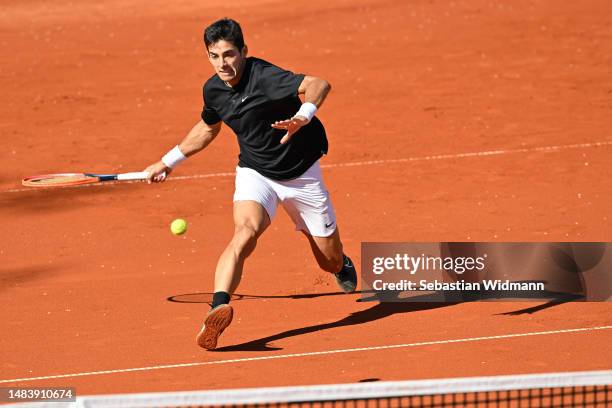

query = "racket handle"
[117, 171, 151, 181]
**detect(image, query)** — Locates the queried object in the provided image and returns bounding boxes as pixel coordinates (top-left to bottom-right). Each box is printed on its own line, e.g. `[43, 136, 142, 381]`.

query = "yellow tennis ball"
[170, 218, 187, 235]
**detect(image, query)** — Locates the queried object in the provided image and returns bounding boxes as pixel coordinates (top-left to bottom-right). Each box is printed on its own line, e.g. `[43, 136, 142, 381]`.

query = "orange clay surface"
[1, 0, 611, 397]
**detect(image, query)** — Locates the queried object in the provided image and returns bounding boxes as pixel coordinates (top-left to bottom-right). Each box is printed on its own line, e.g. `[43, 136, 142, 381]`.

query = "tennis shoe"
[334, 254, 357, 293]
[196, 303, 233, 350]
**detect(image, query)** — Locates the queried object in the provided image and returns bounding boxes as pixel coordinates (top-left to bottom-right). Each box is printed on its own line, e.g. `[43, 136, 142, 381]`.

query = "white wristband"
[295, 102, 317, 122]
[161, 145, 187, 169]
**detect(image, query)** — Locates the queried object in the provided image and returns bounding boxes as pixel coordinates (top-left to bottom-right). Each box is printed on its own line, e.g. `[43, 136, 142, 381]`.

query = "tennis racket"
[22, 171, 151, 188]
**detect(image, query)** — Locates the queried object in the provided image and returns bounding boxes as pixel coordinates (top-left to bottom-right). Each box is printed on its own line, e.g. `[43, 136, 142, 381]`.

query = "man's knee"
[230, 223, 260, 254]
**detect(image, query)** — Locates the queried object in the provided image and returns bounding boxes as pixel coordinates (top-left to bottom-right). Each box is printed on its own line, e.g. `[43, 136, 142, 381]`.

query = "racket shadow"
[166, 290, 368, 305]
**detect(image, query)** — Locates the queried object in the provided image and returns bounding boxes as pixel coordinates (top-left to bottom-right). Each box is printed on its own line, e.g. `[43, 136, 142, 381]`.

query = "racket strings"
[22, 174, 96, 187]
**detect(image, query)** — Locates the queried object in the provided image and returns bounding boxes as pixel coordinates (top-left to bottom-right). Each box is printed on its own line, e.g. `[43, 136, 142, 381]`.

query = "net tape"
[8, 370, 611, 407]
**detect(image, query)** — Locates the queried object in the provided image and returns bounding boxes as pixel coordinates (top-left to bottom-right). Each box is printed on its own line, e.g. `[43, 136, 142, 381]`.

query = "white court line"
[4, 140, 611, 194]
[1, 325, 610, 384]
[321, 140, 612, 169]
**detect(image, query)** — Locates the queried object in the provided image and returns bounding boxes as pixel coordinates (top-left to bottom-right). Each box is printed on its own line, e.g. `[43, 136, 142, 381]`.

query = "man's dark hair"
[204, 18, 245, 52]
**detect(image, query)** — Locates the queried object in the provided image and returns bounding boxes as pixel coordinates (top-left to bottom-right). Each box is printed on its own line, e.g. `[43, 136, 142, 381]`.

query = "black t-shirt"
[201, 57, 328, 180]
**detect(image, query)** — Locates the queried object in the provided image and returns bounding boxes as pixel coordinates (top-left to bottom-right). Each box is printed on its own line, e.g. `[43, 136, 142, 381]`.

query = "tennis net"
[16, 369, 612, 407]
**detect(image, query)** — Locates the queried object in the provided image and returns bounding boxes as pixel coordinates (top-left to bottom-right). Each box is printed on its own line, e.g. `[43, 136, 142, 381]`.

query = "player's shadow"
[422, 282, 585, 316]
[215, 295, 456, 352]
[495, 293, 584, 316]
[211, 284, 586, 352]
[0, 265, 62, 291]
[0, 182, 146, 214]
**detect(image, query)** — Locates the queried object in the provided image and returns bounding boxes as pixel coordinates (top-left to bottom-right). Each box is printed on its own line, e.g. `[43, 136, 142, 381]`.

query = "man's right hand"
[143, 161, 171, 183]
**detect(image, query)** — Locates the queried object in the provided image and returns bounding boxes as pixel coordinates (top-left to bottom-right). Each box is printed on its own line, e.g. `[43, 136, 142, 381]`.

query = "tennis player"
[144, 18, 357, 350]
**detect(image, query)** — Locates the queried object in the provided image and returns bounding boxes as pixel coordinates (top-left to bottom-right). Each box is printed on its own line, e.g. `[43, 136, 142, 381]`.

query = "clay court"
[1, 0, 611, 401]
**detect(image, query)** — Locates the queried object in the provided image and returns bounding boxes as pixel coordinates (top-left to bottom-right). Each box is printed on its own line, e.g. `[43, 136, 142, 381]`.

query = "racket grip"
[117, 171, 151, 181]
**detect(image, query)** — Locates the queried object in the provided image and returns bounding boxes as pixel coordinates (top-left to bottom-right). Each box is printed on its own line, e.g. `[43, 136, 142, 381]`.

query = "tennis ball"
[170, 218, 187, 235]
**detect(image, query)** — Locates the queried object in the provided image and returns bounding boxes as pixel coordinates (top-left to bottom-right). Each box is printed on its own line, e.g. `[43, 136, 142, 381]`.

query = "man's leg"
[215, 200, 271, 294]
[197, 200, 271, 350]
[302, 227, 343, 273]
[302, 227, 357, 293]
[273, 161, 356, 292]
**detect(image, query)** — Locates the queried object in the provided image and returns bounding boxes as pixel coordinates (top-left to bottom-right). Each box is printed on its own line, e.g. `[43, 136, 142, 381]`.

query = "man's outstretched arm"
[144, 119, 222, 182]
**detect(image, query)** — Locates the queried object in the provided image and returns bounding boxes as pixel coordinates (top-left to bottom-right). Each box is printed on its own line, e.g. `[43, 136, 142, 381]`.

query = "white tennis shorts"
[233, 161, 337, 237]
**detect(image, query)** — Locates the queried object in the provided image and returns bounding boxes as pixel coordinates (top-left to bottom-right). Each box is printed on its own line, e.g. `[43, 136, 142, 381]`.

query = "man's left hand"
[271, 116, 309, 144]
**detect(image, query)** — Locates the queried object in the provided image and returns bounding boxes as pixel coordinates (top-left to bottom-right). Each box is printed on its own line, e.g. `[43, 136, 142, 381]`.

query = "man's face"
[207, 40, 247, 86]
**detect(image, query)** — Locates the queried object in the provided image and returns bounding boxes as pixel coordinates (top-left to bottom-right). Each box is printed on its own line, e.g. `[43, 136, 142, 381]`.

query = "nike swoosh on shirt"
[325, 221, 335, 229]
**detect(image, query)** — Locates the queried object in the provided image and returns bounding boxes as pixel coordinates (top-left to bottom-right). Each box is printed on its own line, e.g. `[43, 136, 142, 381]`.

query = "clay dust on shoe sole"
[196, 304, 233, 350]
